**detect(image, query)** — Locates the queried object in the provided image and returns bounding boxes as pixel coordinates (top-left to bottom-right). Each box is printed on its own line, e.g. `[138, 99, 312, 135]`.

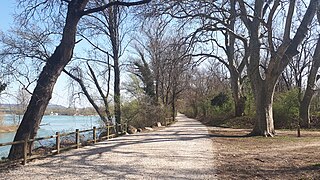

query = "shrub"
[211, 92, 229, 107]
[211, 93, 234, 117]
[273, 89, 300, 129]
[122, 97, 167, 128]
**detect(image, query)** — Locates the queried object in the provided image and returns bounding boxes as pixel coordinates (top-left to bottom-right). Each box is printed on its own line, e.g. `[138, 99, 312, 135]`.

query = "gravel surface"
[0, 114, 216, 179]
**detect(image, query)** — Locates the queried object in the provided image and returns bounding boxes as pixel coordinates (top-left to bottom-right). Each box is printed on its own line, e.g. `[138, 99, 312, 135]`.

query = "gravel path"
[1, 114, 216, 180]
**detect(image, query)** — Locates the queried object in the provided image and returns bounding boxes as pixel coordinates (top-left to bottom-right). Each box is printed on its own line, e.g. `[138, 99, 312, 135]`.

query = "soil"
[210, 126, 320, 179]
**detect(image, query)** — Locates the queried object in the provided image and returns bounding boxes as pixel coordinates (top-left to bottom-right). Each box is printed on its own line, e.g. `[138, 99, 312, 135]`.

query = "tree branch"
[82, 0, 151, 16]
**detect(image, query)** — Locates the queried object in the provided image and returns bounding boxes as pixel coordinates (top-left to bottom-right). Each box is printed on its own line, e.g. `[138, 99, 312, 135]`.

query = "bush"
[273, 89, 300, 129]
[211, 92, 229, 107]
[122, 97, 168, 128]
[211, 93, 234, 117]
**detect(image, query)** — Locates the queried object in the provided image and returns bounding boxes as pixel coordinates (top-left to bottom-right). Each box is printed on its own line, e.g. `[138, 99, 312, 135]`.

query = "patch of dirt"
[210, 127, 320, 179]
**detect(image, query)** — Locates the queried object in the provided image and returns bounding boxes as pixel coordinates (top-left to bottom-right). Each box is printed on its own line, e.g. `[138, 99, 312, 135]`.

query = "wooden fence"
[0, 117, 175, 166]
[0, 123, 127, 166]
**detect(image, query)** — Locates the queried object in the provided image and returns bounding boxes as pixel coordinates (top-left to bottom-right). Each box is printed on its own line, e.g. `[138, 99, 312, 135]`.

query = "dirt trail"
[1, 114, 216, 180]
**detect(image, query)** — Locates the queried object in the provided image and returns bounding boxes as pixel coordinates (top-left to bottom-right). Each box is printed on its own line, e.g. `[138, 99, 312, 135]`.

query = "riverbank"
[0, 125, 17, 133]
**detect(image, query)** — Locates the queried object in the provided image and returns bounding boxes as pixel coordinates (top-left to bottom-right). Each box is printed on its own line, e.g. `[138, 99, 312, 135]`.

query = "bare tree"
[238, 0, 317, 136]
[148, 0, 319, 136]
[182, 64, 229, 117]
[130, 16, 194, 119]
[132, 17, 171, 105]
[77, 0, 132, 128]
[143, 0, 249, 117]
[5, 0, 150, 160]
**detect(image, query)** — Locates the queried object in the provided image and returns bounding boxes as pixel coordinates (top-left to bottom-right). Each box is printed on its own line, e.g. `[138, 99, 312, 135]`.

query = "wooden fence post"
[56, 132, 60, 154]
[297, 125, 301, 137]
[107, 125, 110, 139]
[76, 129, 80, 149]
[93, 126, 96, 144]
[23, 137, 28, 165]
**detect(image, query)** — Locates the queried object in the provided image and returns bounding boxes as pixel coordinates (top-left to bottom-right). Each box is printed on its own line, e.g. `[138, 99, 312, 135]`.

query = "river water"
[0, 115, 103, 158]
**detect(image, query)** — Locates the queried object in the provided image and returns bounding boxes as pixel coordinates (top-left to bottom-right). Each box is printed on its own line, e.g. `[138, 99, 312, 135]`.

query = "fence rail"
[0, 123, 127, 166]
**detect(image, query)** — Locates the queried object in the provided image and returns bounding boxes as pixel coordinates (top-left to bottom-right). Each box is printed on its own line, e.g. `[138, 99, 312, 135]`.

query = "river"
[0, 115, 103, 158]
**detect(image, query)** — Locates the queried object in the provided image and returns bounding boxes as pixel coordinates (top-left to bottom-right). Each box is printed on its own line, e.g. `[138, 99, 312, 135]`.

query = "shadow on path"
[2, 114, 216, 180]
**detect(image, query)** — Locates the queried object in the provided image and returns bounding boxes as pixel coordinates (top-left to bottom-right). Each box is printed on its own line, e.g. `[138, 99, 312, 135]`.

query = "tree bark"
[230, 67, 245, 117]
[300, 94, 312, 128]
[8, 0, 88, 160]
[114, 59, 121, 125]
[250, 83, 275, 136]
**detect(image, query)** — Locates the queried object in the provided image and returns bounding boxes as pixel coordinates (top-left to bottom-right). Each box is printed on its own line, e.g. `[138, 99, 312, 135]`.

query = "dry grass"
[210, 127, 320, 179]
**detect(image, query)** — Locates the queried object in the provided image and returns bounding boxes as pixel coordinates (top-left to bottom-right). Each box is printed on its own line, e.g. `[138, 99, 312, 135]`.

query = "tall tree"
[7, 0, 150, 160]
[108, 1, 122, 127]
[78, 0, 127, 127]
[238, 0, 318, 136]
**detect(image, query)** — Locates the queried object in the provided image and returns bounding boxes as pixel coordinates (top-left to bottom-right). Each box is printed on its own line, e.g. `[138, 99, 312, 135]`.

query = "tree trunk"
[235, 96, 246, 117]
[155, 68, 160, 104]
[8, 0, 88, 160]
[171, 87, 176, 121]
[107, 3, 121, 127]
[299, 95, 312, 128]
[192, 103, 198, 117]
[250, 83, 275, 136]
[299, 36, 320, 128]
[172, 99, 176, 121]
[114, 59, 121, 125]
[228, 0, 245, 117]
[230, 68, 245, 117]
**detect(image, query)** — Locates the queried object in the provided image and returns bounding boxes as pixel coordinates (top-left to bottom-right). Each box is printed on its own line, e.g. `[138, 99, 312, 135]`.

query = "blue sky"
[0, 1, 71, 107]
[0, 1, 139, 108]
[0, 1, 15, 31]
